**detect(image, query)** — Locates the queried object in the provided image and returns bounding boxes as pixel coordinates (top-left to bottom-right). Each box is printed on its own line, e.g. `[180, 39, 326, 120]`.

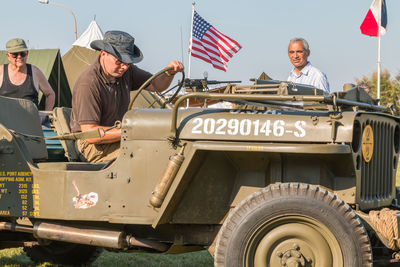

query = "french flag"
[360, 0, 387, 37]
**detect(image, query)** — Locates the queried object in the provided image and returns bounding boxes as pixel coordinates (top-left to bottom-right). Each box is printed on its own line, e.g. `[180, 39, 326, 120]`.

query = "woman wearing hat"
[0, 38, 55, 111]
[70, 30, 184, 163]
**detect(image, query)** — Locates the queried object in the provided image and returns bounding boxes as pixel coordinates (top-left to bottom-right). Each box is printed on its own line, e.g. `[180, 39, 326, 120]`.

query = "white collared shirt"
[288, 62, 330, 93]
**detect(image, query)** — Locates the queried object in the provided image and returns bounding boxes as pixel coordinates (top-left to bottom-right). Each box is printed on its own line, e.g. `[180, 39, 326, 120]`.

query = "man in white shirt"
[287, 37, 330, 93]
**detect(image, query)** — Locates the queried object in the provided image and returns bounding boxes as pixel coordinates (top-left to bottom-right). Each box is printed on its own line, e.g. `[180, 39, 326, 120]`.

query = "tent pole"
[57, 52, 61, 107]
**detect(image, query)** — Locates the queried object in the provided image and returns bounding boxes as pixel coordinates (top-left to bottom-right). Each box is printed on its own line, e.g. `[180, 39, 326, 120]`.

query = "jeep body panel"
[1, 85, 400, 265]
[3, 106, 396, 225]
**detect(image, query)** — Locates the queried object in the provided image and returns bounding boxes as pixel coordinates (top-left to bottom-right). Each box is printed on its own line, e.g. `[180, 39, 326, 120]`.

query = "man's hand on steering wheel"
[164, 60, 184, 76]
[128, 62, 185, 110]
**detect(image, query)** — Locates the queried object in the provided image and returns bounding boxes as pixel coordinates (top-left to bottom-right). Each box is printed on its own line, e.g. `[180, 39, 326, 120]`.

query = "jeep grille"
[360, 118, 397, 205]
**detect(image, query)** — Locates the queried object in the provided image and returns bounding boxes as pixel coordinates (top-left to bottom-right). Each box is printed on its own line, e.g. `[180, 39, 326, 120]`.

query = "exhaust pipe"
[33, 222, 126, 248]
[0, 221, 168, 251]
[0, 222, 34, 233]
[128, 236, 169, 251]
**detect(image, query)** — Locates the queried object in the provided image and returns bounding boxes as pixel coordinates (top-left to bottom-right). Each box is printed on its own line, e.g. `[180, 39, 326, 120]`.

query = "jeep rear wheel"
[24, 241, 103, 266]
[214, 183, 372, 267]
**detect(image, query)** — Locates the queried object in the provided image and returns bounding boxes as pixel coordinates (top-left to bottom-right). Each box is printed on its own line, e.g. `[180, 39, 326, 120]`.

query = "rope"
[369, 208, 400, 250]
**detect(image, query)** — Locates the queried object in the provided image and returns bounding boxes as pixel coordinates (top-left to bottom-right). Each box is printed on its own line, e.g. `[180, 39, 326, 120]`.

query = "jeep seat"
[0, 96, 47, 161]
[51, 107, 80, 161]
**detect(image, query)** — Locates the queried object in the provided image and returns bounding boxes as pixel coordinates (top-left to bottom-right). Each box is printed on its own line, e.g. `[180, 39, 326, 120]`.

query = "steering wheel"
[128, 67, 185, 110]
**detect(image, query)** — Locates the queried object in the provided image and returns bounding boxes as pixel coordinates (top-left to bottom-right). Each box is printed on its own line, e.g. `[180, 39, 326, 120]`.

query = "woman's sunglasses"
[9, 52, 27, 58]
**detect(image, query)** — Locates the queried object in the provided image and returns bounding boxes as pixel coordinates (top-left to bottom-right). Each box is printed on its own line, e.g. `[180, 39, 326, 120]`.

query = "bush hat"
[90, 31, 143, 64]
[6, 38, 28, 53]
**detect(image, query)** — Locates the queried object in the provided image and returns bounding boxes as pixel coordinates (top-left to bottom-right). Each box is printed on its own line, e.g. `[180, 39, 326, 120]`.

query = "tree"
[356, 69, 400, 107]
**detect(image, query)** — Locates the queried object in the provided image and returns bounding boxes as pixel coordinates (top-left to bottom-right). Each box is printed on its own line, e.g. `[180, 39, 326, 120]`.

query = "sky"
[1, 0, 400, 92]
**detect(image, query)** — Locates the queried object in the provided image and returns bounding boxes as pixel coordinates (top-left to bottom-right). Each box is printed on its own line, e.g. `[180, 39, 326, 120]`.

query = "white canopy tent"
[72, 20, 103, 49]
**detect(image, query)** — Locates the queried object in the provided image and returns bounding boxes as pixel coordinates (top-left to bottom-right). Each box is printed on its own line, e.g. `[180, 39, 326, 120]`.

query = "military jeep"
[0, 74, 400, 267]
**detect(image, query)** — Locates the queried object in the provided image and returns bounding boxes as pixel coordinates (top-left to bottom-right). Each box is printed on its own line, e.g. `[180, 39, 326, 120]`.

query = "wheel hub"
[276, 243, 307, 267]
[251, 219, 341, 267]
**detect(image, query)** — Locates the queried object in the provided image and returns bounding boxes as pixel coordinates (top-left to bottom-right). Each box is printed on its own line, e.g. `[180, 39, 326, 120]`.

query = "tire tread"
[214, 183, 373, 267]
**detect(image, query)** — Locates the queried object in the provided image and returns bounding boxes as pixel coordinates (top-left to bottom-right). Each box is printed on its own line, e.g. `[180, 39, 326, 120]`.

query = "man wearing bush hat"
[70, 30, 184, 163]
[0, 38, 55, 110]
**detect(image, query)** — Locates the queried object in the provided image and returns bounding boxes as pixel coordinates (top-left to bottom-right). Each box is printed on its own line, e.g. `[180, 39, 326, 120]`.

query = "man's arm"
[80, 123, 121, 144]
[0, 65, 4, 88]
[147, 60, 184, 92]
[315, 73, 330, 93]
[32, 66, 55, 110]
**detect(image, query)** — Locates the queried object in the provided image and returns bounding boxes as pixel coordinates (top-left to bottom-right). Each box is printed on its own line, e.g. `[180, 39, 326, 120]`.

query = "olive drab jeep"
[0, 70, 400, 267]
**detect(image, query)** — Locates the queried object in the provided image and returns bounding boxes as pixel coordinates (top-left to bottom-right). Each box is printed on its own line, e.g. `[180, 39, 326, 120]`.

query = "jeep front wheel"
[214, 183, 372, 267]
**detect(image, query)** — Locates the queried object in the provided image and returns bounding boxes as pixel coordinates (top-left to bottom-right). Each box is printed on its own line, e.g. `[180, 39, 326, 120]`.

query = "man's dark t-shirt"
[0, 64, 39, 107]
[70, 57, 152, 133]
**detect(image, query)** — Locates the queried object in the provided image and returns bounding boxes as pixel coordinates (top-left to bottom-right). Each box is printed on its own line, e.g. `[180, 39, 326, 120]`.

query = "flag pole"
[180, 25, 184, 65]
[377, 0, 382, 101]
[188, 2, 195, 79]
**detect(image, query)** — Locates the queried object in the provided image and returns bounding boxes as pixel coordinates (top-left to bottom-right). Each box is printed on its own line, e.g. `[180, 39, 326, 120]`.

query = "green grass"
[0, 247, 35, 267]
[0, 248, 213, 267]
[93, 250, 213, 267]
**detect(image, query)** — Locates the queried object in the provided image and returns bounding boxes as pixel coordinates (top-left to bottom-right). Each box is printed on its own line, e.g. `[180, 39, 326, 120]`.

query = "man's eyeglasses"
[106, 52, 130, 67]
[9, 52, 27, 58]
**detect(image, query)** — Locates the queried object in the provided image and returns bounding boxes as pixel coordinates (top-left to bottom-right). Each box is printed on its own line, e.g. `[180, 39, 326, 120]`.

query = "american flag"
[189, 11, 242, 72]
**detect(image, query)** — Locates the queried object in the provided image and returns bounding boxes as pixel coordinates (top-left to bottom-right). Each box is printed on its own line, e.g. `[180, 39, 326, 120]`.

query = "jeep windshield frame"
[169, 91, 392, 138]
